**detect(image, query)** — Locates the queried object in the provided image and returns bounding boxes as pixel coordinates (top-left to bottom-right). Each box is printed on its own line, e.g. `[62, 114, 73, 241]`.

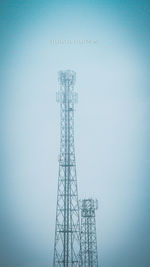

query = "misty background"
[0, 0, 150, 266]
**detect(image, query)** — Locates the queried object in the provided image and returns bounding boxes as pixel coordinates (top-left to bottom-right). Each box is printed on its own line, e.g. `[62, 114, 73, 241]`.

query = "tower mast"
[80, 199, 99, 267]
[53, 70, 80, 266]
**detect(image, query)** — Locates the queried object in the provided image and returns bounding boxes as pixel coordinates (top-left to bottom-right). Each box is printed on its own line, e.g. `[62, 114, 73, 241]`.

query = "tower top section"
[58, 70, 76, 86]
[80, 198, 98, 217]
[56, 70, 78, 104]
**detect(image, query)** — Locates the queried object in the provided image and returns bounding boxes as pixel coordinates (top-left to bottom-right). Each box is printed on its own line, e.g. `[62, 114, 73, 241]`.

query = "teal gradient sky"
[0, 1, 150, 266]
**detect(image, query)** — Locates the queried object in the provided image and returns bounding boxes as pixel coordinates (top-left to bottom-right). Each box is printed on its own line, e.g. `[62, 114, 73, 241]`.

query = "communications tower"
[80, 198, 99, 267]
[53, 70, 81, 266]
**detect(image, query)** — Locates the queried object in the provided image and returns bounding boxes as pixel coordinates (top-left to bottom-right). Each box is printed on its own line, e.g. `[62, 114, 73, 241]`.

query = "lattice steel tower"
[80, 199, 98, 267]
[53, 70, 81, 267]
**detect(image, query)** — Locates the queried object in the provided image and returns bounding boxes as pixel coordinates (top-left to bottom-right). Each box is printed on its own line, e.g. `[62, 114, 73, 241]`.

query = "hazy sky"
[0, 0, 150, 266]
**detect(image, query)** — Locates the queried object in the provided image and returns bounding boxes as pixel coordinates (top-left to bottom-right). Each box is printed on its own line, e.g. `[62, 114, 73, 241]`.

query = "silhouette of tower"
[53, 70, 81, 266]
[80, 198, 98, 267]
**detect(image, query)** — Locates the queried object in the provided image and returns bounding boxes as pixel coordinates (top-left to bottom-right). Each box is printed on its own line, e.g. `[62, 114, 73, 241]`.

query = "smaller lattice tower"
[80, 198, 98, 267]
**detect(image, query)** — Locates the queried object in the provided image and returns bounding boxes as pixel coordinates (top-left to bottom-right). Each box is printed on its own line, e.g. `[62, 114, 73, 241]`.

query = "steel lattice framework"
[53, 70, 81, 267]
[80, 199, 98, 267]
